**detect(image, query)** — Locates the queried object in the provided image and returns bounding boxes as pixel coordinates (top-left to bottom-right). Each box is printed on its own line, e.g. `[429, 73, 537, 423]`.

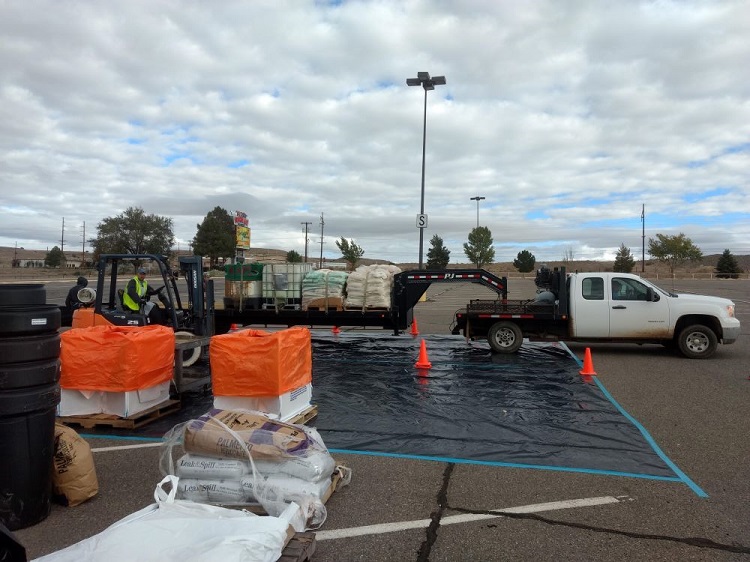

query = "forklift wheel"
[175, 331, 202, 367]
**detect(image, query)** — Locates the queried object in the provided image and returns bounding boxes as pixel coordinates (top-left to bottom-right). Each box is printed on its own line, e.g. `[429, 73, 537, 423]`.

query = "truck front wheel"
[488, 321, 523, 354]
[677, 324, 718, 359]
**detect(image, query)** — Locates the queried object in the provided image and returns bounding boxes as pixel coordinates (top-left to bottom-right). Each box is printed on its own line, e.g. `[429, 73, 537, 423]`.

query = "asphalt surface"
[7, 276, 750, 561]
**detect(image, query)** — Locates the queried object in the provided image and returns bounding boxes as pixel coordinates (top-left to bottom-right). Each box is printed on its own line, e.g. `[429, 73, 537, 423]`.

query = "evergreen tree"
[286, 250, 302, 263]
[463, 227, 495, 269]
[426, 235, 451, 269]
[648, 233, 703, 276]
[45, 246, 64, 268]
[92, 207, 174, 263]
[613, 243, 636, 273]
[192, 207, 235, 269]
[513, 250, 536, 273]
[715, 249, 742, 279]
[335, 237, 365, 270]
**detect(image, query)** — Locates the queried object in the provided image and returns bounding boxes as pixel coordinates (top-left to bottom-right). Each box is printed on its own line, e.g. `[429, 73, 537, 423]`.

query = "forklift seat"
[117, 289, 126, 311]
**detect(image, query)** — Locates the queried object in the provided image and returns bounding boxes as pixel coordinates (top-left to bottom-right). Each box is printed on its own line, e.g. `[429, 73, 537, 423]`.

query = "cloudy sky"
[1, 0, 748, 264]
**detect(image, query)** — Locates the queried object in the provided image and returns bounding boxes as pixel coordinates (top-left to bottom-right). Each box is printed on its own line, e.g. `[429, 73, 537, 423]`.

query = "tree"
[426, 235, 451, 269]
[513, 250, 536, 273]
[648, 233, 703, 276]
[463, 226, 495, 269]
[192, 207, 235, 269]
[45, 246, 64, 268]
[561, 246, 575, 263]
[335, 237, 365, 270]
[715, 249, 742, 279]
[613, 243, 636, 273]
[92, 207, 174, 265]
[286, 250, 302, 263]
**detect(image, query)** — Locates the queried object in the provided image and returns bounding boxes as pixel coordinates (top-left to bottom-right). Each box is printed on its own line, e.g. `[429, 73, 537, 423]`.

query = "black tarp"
[310, 333, 675, 478]
[83, 331, 677, 480]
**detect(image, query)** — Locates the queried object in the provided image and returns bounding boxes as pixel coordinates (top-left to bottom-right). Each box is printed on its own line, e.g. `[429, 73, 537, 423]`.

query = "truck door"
[608, 277, 670, 338]
[570, 275, 610, 338]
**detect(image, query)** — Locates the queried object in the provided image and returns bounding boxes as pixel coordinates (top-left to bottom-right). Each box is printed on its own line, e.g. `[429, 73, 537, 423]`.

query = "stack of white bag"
[160, 408, 351, 531]
[301, 269, 348, 309]
[344, 264, 401, 309]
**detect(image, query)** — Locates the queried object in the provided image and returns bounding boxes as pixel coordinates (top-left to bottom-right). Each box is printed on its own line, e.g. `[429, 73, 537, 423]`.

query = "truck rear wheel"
[488, 321, 523, 354]
[677, 324, 718, 359]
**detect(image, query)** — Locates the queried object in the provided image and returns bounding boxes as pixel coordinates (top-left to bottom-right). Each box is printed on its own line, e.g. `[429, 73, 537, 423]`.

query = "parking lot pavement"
[11, 279, 750, 561]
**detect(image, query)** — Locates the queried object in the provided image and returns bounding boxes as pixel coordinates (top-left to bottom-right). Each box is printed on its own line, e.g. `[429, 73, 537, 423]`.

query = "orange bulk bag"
[210, 327, 312, 397]
[60, 325, 175, 392]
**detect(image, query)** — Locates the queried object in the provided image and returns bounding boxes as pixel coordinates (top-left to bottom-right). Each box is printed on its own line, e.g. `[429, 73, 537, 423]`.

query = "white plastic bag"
[33, 476, 294, 562]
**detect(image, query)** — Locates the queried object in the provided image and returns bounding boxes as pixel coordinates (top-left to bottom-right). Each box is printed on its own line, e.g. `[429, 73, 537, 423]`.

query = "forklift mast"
[178, 256, 214, 336]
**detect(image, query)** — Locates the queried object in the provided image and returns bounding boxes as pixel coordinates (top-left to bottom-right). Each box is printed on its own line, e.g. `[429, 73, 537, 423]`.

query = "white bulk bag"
[33, 476, 295, 562]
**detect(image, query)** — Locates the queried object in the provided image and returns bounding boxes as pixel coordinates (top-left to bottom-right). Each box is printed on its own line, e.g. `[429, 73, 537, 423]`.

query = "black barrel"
[0, 285, 61, 531]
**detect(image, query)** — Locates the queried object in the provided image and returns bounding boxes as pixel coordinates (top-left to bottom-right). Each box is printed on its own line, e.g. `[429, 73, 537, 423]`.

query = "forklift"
[73, 253, 215, 392]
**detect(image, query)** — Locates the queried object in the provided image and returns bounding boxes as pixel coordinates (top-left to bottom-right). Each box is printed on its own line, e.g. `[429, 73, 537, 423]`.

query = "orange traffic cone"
[415, 338, 432, 369]
[332, 325, 341, 334]
[579, 347, 597, 376]
[410, 319, 420, 336]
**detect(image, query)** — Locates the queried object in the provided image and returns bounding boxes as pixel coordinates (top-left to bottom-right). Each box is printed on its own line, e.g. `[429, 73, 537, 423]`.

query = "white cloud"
[1, 0, 748, 263]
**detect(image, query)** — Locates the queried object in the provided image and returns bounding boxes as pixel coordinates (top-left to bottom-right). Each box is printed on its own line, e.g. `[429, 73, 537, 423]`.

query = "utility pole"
[81, 222, 86, 266]
[60, 217, 65, 255]
[301, 221, 312, 263]
[319, 213, 325, 269]
[641, 204, 645, 273]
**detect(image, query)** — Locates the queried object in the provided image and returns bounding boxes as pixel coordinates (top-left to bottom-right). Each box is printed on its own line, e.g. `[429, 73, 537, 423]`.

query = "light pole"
[407, 71, 446, 269]
[470, 196, 485, 228]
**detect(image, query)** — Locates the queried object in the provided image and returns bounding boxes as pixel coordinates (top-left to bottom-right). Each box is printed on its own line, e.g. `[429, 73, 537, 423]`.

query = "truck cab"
[565, 272, 739, 358]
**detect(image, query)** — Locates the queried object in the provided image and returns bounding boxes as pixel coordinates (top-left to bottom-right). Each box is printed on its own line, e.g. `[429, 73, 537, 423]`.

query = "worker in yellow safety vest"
[123, 267, 154, 312]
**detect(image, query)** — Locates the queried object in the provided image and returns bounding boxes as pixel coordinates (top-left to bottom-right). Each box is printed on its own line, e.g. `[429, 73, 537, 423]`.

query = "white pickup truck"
[452, 267, 741, 359]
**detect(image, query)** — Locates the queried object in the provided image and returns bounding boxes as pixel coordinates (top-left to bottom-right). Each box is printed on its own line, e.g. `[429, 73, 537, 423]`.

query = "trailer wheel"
[676, 324, 717, 359]
[175, 331, 202, 367]
[488, 321, 523, 354]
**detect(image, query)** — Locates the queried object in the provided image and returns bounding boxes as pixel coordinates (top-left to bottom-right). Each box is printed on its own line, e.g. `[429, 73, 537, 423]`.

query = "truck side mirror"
[646, 288, 657, 302]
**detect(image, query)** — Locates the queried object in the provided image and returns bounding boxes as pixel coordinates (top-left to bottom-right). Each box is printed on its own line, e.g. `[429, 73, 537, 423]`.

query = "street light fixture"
[407, 71, 446, 269]
[470, 196, 485, 228]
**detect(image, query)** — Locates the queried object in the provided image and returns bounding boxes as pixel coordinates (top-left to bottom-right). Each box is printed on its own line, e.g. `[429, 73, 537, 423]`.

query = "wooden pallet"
[304, 297, 344, 312]
[58, 399, 181, 429]
[288, 405, 318, 425]
[305, 304, 344, 312]
[343, 305, 390, 312]
[279, 531, 316, 562]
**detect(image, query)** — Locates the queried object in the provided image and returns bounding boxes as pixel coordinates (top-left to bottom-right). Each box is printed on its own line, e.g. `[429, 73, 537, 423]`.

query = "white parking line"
[316, 496, 625, 541]
[91, 442, 163, 452]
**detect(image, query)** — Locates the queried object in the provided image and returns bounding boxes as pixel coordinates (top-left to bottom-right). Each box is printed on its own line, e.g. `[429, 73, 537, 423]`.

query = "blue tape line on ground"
[560, 343, 708, 498]
[327, 448, 683, 482]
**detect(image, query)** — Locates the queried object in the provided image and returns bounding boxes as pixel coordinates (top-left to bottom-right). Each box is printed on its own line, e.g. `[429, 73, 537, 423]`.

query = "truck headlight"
[726, 305, 735, 318]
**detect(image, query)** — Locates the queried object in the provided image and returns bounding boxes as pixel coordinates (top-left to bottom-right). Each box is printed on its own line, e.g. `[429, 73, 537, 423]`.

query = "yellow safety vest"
[122, 276, 148, 311]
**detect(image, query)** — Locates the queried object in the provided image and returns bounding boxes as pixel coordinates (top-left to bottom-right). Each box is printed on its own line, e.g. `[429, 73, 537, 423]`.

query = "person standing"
[65, 276, 88, 311]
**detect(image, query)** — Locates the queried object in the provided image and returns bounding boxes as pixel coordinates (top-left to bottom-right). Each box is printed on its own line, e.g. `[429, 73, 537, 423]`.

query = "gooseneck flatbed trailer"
[212, 269, 510, 335]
